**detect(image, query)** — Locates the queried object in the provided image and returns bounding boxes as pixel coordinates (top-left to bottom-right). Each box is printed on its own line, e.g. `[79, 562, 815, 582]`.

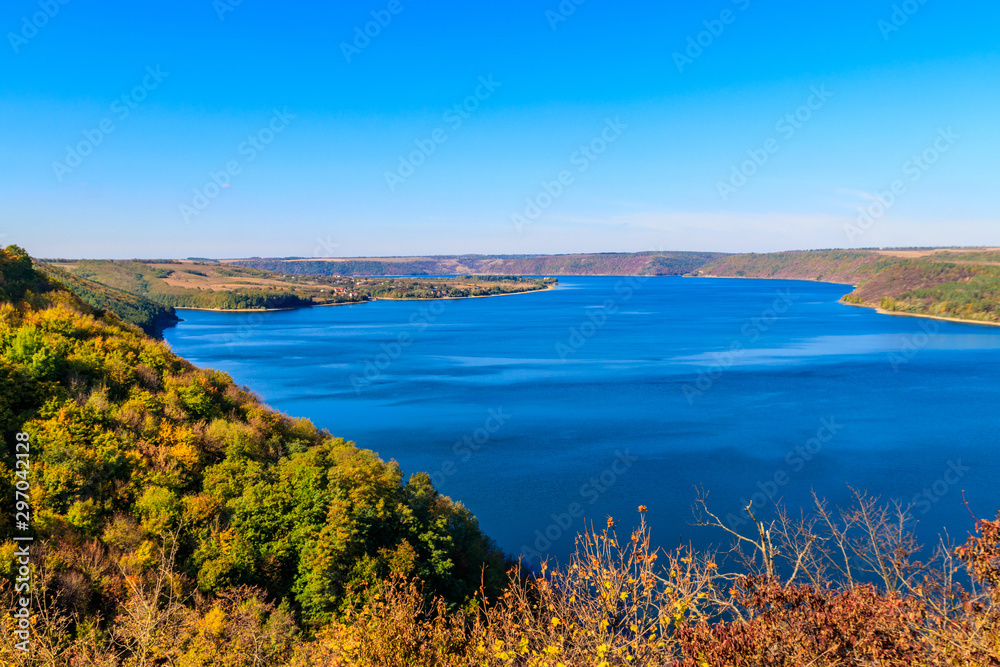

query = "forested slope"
[0, 245, 511, 662]
[695, 249, 1000, 324]
[44, 260, 316, 311]
[34, 263, 179, 336]
[844, 260, 1000, 323]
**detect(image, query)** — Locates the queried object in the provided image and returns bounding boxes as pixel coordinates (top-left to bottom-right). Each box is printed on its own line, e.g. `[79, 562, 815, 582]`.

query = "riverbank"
[873, 307, 1000, 328]
[373, 281, 559, 301]
[841, 300, 1000, 328]
[171, 282, 558, 312]
[174, 300, 364, 313]
[691, 272, 998, 330]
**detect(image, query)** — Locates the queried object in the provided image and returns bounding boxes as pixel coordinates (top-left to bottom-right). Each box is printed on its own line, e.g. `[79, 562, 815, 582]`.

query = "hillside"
[844, 260, 1000, 323]
[43, 260, 557, 313]
[34, 263, 179, 336]
[695, 248, 1000, 325]
[228, 251, 729, 277]
[691, 250, 900, 285]
[0, 245, 513, 662]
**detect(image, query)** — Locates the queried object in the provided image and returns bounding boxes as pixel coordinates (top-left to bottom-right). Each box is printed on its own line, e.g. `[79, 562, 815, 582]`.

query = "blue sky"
[1, 0, 998, 258]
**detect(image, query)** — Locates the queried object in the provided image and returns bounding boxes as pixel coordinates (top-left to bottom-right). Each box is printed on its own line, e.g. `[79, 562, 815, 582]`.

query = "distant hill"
[228, 251, 730, 277]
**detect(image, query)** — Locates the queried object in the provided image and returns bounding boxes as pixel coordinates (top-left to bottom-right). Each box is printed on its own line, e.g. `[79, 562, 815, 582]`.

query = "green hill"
[34, 262, 179, 336]
[43, 259, 317, 311]
[0, 244, 511, 660]
[845, 260, 1000, 323]
[694, 248, 1000, 325]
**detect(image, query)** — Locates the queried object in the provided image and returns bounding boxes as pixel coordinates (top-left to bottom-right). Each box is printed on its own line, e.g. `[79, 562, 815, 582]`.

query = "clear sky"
[1, 0, 998, 258]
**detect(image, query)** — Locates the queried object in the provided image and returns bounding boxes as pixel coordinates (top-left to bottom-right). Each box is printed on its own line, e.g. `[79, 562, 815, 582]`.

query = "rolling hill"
[227, 251, 729, 277]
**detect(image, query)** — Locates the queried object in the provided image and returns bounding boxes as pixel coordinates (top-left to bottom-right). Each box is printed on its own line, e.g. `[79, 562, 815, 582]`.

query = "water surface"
[164, 277, 1000, 565]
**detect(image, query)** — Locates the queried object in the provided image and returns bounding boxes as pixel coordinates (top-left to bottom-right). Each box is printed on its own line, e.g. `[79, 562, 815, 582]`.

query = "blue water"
[163, 277, 1000, 566]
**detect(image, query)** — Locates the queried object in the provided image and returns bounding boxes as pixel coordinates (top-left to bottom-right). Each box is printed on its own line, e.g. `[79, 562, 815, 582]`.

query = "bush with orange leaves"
[953, 515, 1000, 661]
[5, 500, 999, 666]
[307, 499, 1000, 667]
[675, 577, 927, 666]
[958, 516, 1000, 601]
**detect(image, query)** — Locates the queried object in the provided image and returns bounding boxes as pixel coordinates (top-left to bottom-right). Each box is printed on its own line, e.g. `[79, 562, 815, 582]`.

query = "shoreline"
[691, 274, 1000, 329]
[875, 306, 1000, 328]
[373, 282, 558, 301]
[172, 283, 558, 312]
[175, 305, 319, 312]
[842, 301, 1000, 328]
[693, 275, 1000, 330]
[171, 278, 999, 330]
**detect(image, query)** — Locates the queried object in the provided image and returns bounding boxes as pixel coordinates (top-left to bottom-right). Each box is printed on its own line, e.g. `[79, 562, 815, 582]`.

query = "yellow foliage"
[171, 442, 201, 471]
[201, 604, 226, 637]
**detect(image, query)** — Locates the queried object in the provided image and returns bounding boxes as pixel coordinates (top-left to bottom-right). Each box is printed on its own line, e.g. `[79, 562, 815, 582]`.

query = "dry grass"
[875, 247, 1000, 259]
